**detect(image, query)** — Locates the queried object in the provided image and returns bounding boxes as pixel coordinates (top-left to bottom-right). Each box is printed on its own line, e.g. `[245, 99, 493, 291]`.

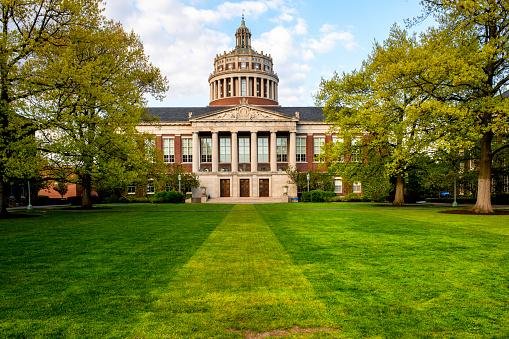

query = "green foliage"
[36, 11, 167, 208]
[151, 191, 184, 203]
[301, 190, 335, 202]
[286, 167, 334, 192]
[341, 193, 369, 202]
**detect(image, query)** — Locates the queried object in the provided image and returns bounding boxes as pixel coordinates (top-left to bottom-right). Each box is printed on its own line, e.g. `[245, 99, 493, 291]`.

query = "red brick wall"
[174, 135, 182, 164]
[306, 134, 314, 171]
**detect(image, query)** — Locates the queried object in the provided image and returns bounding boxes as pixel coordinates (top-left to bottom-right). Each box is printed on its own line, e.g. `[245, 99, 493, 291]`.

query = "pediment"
[191, 105, 296, 122]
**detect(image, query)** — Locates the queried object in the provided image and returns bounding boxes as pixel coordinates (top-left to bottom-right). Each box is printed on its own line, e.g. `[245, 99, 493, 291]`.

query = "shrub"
[341, 193, 369, 202]
[151, 191, 184, 203]
[301, 190, 335, 202]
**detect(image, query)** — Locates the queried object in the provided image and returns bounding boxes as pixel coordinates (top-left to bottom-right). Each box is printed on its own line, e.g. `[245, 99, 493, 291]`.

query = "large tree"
[318, 27, 439, 205]
[0, 0, 90, 217]
[409, 0, 509, 213]
[37, 12, 167, 208]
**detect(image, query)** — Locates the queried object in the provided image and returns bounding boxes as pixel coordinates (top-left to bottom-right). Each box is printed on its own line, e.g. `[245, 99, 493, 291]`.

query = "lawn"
[0, 203, 508, 337]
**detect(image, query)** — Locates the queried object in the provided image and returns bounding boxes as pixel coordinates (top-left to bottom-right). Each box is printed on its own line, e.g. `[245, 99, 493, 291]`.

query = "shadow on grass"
[440, 209, 509, 215]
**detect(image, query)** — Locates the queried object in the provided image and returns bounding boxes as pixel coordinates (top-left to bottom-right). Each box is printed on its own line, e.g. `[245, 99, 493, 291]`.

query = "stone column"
[192, 132, 199, 173]
[222, 79, 226, 98]
[212, 131, 219, 172]
[289, 131, 296, 168]
[231, 131, 238, 172]
[238, 76, 241, 98]
[230, 77, 234, 96]
[250, 131, 257, 172]
[261, 77, 265, 98]
[270, 131, 277, 172]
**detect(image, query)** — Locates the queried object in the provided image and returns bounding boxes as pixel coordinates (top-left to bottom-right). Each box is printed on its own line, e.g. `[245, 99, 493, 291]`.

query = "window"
[163, 138, 175, 163]
[332, 136, 345, 162]
[314, 136, 325, 161]
[127, 184, 136, 195]
[147, 180, 155, 195]
[219, 137, 231, 163]
[258, 137, 269, 162]
[351, 137, 361, 163]
[296, 136, 306, 162]
[201, 137, 212, 163]
[334, 178, 343, 194]
[238, 137, 250, 163]
[241, 78, 247, 96]
[145, 138, 155, 161]
[182, 137, 192, 163]
[276, 137, 288, 162]
[353, 182, 362, 193]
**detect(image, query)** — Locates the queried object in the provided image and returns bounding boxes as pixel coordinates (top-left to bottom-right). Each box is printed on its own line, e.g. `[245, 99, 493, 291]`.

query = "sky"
[104, 0, 433, 107]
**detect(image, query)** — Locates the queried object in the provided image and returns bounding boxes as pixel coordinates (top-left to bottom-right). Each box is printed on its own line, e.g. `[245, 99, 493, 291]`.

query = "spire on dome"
[235, 15, 251, 49]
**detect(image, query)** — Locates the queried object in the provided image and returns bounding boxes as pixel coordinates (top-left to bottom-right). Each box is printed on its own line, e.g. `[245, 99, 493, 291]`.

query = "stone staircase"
[206, 196, 288, 204]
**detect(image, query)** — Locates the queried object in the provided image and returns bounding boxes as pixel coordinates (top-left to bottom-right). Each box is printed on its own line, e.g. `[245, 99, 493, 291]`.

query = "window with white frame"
[353, 182, 362, 193]
[276, 137, 288, 162]
[334, 178, 343, 194]
[313, 136, 325, 161]
[351, 137, 361, 163]
[219, 137, 231, 163]
[145, 138, 155, 161]
[147, 180, 155, 194]
[163, 138, 175, 163]
[296, 136, 306, 162]
[127, 184, 136, 195]
[238, 137, 250, 163]
[258, 137, 269, 162]
[201, 137, 212, 163]
[181, 137, 192, 163]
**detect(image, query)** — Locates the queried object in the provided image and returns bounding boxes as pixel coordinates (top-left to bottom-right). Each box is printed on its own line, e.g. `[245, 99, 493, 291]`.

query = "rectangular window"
[145, 138, 155, 162]
[181, 138, 192, 163]
[241, 78, 247, 96]
[258, 137, 269, 163]
[127, 184, 136, 195]
[276, 137, 288, 162]
[163, 138, 175, 163]
[314, 136, 325, 161]
[353, 182, 362, 193]
[334, 178, 343, 194]
[351, 137, 361, 163]
[201, 137, 212, 163]
[147, 180, 155, 195]
[238, 137, 250, 163]
[219, 137, 231, 163]
[296, 136, 306, 162]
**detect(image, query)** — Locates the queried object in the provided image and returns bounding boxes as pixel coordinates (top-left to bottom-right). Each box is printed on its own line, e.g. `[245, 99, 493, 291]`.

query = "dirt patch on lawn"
[440, 209, 509, 215]
[231, 326, 340, 338]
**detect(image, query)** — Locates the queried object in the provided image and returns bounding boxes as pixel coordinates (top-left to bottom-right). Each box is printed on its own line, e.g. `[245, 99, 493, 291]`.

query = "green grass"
[1, 203, 508, 337]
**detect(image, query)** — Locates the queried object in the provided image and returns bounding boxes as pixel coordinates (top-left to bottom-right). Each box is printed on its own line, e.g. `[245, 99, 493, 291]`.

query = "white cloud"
[104, 0, 358, 107]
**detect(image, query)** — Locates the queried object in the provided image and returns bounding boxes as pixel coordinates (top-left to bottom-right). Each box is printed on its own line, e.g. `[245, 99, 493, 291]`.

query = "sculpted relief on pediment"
[195, 106, 292, 122]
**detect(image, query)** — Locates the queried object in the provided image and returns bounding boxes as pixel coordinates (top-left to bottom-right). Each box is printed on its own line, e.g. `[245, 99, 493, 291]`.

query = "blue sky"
[104, 0, 432, 107]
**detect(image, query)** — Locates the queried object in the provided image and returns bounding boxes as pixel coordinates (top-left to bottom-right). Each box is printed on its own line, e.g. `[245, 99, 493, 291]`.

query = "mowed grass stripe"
[136, 204, 337, 337]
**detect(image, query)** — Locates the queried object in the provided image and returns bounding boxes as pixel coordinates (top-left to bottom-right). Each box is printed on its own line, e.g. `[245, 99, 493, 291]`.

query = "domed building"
[137, 17, 350, 201]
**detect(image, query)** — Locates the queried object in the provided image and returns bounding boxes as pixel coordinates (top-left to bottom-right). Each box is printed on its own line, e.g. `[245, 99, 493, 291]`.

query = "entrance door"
[220, 179, 230, 197]
[240, 179, 250, 197]
[259, 179, 269, 197]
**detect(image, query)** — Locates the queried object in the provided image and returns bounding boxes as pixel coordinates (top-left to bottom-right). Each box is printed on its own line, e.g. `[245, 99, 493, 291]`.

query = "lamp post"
[178, 174, 182, 193]
[27, 180, 32, 210]
[306, 172, 310, 192]
[452, 177, 458, 207]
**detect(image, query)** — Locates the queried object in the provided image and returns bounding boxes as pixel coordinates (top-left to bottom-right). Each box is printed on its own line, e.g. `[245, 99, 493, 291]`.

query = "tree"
[405, 0, 509, 213]
[37, 12, 167, 208]
[318, 26, 439, 206]
[0, 1, 90, 217]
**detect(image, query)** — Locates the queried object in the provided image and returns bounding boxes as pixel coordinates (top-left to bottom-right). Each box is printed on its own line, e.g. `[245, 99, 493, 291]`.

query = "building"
[139, 17, 336, 201]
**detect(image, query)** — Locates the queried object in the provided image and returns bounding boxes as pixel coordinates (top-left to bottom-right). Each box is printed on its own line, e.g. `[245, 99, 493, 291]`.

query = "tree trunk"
[0, 179, 8, 217]
[472, 132, 494, 214]
[393, 174, 405, 206]
[81, 173, 93, 209]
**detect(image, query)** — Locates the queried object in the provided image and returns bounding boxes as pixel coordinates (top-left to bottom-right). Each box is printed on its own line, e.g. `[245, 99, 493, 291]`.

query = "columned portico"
[212, 131, 219, 172]
[250, 131, 257, 172]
